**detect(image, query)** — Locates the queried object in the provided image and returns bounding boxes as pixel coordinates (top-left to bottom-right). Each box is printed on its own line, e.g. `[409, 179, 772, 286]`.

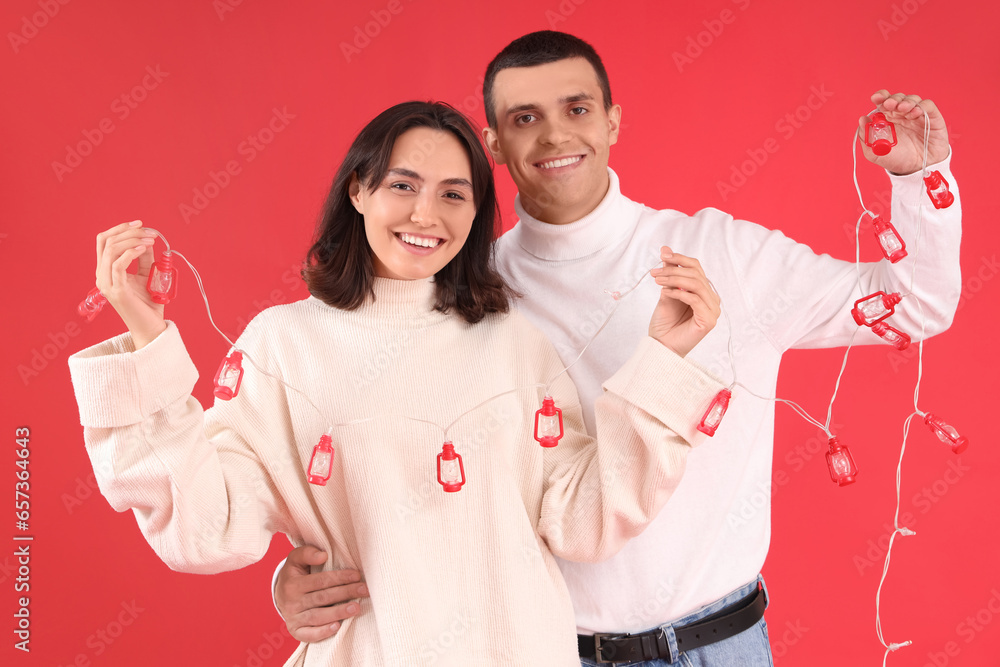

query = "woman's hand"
[95, 220, 167, 349]
[648, 247, 720, 357]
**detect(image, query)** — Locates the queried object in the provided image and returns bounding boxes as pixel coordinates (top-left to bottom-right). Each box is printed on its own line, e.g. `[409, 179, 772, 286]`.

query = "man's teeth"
[539, 156, 582, 169]
[399, 233, 441, 248]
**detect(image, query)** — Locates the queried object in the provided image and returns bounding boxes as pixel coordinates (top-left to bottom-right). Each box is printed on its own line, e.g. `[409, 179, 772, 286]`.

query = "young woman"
[69, 101, 723, 666]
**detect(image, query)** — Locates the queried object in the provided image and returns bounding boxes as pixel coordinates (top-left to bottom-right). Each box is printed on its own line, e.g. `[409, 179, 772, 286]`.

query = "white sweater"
[69, 277, 723, 666]
[495, 160, 962, 634]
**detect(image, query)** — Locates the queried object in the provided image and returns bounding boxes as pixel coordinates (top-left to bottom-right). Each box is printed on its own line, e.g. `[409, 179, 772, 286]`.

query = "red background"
[3, 1, 998, 665]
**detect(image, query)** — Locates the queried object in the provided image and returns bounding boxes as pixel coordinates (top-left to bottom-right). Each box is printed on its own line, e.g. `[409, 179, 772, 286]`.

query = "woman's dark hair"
[303, 101, 517, 324]
[483, 30, 613, 129]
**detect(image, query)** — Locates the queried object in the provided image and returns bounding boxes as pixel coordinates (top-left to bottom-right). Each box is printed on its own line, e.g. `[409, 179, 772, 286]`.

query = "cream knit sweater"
[69, 277, 723, 666]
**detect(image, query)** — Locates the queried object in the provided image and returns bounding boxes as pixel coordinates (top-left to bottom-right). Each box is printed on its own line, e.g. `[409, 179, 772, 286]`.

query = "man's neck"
[522, 173, 611, 225]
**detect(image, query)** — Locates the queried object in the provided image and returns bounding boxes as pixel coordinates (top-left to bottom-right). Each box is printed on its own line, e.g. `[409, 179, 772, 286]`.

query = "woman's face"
[351, 127, 477, 281]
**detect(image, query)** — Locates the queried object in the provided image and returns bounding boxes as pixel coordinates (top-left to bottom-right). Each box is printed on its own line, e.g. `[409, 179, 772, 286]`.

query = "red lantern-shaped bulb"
[534, 396, 564, 448]
[826, 437, 858, 486]
[146, 250, 178, 304]
[871, 216, 907, 263]
[864, 112, 898, 156]
[870, 322, 911, 350]
[852, 291, 902, 327]
[213, 351, 245, 400]
[78, 287, 108, 322]
[923, 171, 955, 209]
[307, 433, 335, 486]
[923, 413, 968, 454]
[698, 388, 732, 437]
[437, 441, 466, 492]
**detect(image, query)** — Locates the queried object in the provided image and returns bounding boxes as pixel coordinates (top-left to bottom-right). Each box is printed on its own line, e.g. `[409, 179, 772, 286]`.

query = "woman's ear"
[348, 173, 365, 214]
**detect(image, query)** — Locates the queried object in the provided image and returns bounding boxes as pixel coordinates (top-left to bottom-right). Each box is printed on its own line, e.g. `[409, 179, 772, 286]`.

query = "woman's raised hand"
[95, 220, 167, 349]
[648, 246, 720, 358]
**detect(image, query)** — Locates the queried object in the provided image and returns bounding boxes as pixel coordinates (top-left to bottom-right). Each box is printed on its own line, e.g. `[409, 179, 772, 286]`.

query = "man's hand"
[860, 90, 949, 175]
[275, 546, 370, 643]
[648, 247, 720, 357]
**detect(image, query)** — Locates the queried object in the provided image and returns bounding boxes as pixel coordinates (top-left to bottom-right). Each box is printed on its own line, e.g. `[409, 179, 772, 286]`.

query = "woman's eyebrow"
[388, 167, 471, 190]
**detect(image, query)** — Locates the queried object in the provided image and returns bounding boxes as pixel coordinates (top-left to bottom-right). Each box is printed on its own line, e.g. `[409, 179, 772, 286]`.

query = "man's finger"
[301, 581, 369, 611]
[296, 599, 364, 629]
[286, 545, 329, 570]
[289, 621, 342, 644]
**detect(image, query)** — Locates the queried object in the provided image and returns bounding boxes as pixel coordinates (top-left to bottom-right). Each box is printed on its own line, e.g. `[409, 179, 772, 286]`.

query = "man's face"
[483, 57, 621, 225]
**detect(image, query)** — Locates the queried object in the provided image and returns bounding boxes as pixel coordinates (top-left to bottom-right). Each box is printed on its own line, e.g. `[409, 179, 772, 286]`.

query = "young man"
[274, 31, 961, 665]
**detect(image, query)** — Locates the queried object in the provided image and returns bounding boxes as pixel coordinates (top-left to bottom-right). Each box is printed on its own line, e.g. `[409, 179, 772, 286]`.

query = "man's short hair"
[483, 30, 613, 128]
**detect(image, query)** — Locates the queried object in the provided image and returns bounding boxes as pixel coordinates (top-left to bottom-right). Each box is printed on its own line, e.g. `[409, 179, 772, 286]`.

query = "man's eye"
[515, 114, 536, 125]
[570, 107, 588, 115]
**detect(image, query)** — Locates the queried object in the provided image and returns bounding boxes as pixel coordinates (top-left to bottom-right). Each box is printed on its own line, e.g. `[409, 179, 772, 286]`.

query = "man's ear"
[482, 126, 507, 165]
[608, 104, 623, 147]
[348, 173, 365, 214]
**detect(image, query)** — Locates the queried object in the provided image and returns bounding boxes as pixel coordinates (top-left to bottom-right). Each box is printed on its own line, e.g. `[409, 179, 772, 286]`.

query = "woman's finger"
[96, 220, 142, 270]
[109, 245, 148, 292]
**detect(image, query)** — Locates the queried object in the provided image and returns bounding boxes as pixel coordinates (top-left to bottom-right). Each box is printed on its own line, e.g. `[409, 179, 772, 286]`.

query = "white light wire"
[867, 105, 933, 665]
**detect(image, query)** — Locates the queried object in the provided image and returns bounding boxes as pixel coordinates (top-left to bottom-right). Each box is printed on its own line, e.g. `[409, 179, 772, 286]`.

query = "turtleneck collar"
[310, 277, 448, 328]
[511, 168, 639, 261]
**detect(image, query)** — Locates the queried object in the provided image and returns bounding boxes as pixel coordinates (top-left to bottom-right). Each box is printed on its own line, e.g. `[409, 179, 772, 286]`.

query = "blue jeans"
[580, 576, 773, 667]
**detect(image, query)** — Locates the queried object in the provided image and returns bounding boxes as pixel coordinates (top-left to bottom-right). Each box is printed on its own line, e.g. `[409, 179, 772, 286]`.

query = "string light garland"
[77, 102, 966, 663]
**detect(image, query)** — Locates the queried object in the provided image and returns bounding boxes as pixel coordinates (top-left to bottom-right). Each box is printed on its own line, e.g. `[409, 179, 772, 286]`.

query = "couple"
[71, 30, 961, 666]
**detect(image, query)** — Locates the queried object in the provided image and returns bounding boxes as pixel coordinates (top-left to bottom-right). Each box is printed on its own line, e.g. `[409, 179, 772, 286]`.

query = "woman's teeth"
[399, 233, 441, 248]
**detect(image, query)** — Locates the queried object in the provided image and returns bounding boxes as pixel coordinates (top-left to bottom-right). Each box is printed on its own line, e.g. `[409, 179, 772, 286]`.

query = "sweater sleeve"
[68, 321, 295, 574]
[537, 336, 724, 563]
[723, 149, 962, 352]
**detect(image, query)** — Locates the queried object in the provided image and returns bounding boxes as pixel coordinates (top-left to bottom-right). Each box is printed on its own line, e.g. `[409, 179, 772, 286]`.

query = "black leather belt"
[578, 584, 766, 664]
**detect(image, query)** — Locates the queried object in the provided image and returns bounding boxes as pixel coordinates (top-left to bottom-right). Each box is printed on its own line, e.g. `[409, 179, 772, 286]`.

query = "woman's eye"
[389, 182, 413, 191]
[445, 192, 467, 201]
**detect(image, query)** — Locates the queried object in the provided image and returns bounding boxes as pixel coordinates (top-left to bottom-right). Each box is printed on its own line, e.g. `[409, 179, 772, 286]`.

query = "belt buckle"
[593, 632, 623, 665]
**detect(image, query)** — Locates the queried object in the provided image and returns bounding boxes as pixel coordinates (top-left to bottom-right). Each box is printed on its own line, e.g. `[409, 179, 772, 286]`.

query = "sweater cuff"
[68, 321, 199, 427]
[602, 336, 725, 446]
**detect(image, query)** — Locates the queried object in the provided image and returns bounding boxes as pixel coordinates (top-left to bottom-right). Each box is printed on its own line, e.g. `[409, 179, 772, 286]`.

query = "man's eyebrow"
[388, 168, 472, 190]
[503, 92, 596, 117]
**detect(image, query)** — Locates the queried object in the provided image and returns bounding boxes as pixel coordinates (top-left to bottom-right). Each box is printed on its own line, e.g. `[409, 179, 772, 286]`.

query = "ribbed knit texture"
[496, 160, 962, 634]
[69, 277, 723, 666]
